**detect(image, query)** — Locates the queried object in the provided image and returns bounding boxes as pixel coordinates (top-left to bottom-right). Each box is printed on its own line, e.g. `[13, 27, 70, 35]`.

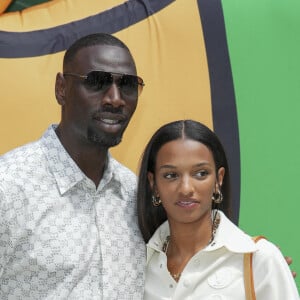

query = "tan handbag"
[243, 236, 266, 300]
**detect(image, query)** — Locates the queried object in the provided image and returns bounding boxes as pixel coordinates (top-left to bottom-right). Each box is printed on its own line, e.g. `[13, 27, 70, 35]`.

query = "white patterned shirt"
[0, 125, 146, 299]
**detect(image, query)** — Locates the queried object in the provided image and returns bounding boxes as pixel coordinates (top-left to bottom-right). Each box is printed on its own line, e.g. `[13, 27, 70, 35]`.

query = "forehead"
[156, 139, 215, 167]
[69, 44, 136, 75]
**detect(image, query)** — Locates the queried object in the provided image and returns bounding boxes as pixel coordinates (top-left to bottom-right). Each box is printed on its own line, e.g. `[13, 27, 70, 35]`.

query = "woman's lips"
[176, 200, 199, 208]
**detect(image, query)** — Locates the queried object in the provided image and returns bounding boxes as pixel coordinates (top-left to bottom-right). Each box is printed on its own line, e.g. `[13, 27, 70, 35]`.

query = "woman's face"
[148, 138, 224, 226]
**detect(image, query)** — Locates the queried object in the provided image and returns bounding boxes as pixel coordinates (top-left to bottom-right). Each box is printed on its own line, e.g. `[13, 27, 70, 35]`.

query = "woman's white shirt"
[145, 211, 299, 300]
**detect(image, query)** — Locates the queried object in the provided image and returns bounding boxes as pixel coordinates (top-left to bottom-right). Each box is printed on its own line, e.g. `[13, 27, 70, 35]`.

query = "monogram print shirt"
[0, 125, 146, 299]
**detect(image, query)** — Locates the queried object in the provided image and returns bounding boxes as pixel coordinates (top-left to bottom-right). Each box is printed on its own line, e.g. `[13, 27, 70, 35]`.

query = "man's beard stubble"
[87, 127, 123, 148]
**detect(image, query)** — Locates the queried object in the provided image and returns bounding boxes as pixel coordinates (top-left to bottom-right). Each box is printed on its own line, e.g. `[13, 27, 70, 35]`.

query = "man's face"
[57, 44, 139, 148]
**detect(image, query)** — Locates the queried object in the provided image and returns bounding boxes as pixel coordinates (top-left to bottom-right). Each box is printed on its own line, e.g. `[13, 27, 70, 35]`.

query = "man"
[0, 33, 145, 299]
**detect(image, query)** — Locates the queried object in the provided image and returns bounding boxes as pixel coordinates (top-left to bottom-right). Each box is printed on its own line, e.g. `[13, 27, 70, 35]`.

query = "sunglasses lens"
[85, 71, 112, 90]
[118, 75, 140, 98]
[121, 75, 145, 98]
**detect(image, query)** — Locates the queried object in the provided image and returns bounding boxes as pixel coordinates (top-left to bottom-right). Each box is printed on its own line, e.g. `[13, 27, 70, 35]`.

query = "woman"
[137, 120, 299, 299]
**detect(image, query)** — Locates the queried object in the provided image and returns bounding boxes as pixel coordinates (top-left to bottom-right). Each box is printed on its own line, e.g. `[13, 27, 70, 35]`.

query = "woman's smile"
[175, 200, 200, 208]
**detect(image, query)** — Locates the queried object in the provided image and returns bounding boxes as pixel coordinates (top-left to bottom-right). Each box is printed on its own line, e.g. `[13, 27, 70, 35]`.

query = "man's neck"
[55, 126, 109, 187]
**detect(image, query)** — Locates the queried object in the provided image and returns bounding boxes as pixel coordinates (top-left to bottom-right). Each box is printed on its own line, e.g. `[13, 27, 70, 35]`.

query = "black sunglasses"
[63, 70, 145, 98]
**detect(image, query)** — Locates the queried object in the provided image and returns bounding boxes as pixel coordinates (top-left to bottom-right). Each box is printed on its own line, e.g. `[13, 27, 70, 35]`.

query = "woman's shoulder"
[254, 237, 281, 254]
[251, 237, 296, 278]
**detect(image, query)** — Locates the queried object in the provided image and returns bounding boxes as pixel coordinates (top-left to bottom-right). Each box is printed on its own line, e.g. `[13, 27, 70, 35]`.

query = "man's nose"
[102, 83, 125, 107]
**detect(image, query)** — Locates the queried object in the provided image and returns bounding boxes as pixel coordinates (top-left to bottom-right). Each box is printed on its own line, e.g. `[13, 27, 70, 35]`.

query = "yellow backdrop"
[0, 0, 212, 174]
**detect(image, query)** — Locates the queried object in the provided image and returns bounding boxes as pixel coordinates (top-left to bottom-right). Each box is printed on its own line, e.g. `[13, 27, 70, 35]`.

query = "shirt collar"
[147, 210, 258, 263]
[207, 210, 258, 253]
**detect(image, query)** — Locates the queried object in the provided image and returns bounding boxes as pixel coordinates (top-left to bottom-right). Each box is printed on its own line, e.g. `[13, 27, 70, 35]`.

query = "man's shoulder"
[0, 140, 41, 162]
[109, 157, 137, 193]
[110, 156, 137, 179]
[0, 125, 56, 169]
[0, 136, 45, 177]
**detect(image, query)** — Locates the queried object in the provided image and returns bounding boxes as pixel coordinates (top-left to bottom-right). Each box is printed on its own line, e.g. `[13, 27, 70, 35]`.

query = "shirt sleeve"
[0, 185, 10, 280]
[253, 238, 299, 299]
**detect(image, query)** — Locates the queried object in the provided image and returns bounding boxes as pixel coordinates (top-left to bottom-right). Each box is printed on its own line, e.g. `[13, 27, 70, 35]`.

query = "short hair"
[63, 33, 132, 70]
[137, 119, 232, 243]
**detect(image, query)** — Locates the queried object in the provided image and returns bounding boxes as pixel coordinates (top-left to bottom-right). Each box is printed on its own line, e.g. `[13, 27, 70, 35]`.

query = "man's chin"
[87, 133, 122, 148]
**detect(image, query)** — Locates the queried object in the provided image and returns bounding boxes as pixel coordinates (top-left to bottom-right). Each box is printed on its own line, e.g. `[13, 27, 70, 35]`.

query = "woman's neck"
[168, 215, 214, 256]
[164, 211, 220, 281]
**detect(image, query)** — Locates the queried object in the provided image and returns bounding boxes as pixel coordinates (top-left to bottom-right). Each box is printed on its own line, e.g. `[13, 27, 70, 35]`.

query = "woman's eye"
[195, 170, 208, 178]
[163, 172, 178, 179]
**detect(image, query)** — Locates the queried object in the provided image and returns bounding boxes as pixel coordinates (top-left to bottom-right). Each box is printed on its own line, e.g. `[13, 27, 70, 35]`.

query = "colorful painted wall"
[0, 0, 299, 290]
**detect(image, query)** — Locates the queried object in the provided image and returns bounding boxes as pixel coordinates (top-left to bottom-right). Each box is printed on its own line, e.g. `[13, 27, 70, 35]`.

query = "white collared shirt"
[0, 125, 146, 299]
[145, 211, 299, 300]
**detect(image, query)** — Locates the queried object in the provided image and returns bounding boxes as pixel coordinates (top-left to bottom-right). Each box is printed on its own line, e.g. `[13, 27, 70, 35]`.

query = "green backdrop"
[5, 0, 49, 11]
[222, 0, 300, 290]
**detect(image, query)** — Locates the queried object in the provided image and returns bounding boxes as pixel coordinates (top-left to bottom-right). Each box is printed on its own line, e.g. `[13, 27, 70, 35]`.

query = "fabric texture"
[145, 210, 299, 300]
[0, 124, 146, 299]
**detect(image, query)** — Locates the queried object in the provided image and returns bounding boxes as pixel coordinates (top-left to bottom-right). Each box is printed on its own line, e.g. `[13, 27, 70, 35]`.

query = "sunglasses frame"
[63, 70, 145, 97]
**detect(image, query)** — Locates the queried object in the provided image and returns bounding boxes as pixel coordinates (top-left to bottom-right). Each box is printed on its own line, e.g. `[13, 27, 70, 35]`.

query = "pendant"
[172, 272, 181, 281]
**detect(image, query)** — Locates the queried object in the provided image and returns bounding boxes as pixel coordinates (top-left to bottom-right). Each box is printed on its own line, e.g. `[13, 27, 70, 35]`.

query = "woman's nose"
[178, 176, 194, 196]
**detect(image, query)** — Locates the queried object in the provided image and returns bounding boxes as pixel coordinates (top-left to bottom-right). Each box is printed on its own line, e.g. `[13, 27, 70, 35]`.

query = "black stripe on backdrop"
[0, 0, 174, 58]
[197, 0, 240, 224]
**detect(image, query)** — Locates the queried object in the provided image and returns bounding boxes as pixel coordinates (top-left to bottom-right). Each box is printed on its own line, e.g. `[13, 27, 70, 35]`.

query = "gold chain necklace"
[163, 212, 220, 281]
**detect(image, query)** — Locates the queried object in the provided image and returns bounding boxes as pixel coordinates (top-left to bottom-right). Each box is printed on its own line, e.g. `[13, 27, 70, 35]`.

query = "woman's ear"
[55, 72, 66, 105]
[148, 172, 160, 200]
[147, 172, 155, 190]
[217, 167, 225, 188]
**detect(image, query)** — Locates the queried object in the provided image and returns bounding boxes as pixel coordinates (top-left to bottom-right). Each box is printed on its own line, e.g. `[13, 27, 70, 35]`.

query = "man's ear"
[55, 72, 66, 105]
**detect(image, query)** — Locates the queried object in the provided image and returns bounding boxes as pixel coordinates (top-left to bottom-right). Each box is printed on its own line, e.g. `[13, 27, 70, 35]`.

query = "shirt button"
[183, 279, 190, 288]
[169, 284, 174, 288]
[160, 264, 163, 268]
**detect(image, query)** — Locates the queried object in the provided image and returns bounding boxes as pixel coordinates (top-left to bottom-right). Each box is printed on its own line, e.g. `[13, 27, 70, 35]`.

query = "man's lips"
[98, 118, 119, 125]
[93, 112, 127, 125]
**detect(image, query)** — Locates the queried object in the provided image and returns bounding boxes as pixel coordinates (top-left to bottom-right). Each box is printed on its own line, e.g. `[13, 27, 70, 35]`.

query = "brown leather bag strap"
[244, 236, 266, 300]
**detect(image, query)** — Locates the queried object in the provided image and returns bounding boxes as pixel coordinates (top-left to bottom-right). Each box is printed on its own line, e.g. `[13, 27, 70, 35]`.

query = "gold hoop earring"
[212, 190, 223, 204]
[152, 195, 161, 207]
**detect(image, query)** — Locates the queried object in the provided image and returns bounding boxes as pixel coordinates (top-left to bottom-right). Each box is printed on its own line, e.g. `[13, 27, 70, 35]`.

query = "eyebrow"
[158, 162, 211, 170]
